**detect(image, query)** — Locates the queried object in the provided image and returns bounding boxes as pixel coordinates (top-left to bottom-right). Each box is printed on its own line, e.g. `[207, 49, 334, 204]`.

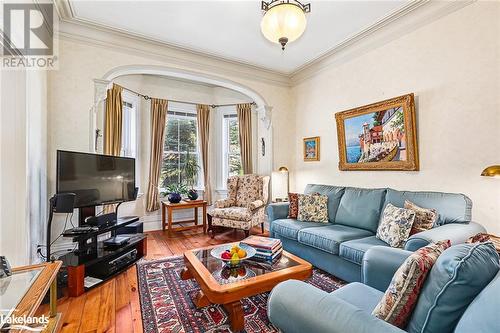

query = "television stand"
[59, 215, 146, 296]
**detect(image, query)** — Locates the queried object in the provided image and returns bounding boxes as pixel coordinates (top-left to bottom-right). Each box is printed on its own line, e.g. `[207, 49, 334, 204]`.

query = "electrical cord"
[37, 213, 76, 260]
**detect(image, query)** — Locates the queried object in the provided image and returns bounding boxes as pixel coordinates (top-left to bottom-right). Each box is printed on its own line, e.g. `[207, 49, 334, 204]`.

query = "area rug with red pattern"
[137, 256, 345, 333]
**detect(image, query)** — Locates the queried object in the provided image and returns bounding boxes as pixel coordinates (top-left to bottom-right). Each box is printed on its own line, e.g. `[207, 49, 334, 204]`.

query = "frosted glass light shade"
[271, 171, 289, 201]
[261, 4, 307, 46]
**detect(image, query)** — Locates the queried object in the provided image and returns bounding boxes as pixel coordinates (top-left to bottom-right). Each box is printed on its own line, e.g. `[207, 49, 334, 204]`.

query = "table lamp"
[481, 165, 500, 178]
[272, 166, 289, 202]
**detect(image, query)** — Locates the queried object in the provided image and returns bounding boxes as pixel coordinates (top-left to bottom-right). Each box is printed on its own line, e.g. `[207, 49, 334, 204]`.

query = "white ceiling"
[68, 0, 410, 74]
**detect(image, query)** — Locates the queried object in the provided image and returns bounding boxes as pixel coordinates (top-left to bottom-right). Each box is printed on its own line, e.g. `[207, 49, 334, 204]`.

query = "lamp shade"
[261, 3, 307, 48]
[272, 171, 289, 201]
[481, 165, 500, 177]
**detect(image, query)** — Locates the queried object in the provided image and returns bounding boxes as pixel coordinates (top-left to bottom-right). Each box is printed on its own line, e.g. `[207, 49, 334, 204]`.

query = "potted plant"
[162, 183, 187, 204]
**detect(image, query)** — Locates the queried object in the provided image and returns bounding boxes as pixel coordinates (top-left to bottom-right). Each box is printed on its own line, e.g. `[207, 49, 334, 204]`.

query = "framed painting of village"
[335, 94, 419, 171]
[303, 136, 320, 161]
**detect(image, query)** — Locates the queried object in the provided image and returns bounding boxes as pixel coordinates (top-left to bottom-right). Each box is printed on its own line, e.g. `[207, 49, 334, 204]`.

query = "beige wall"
[291, 2, 500, 234]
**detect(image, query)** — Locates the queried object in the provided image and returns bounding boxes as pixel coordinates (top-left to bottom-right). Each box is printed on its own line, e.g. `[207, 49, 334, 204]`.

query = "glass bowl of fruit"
[210, 243, 256, 266]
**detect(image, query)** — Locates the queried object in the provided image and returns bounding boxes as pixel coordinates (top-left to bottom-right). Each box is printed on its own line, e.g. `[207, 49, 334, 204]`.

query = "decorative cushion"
[297, 193, 328, 223]
[211, 207, 252, 221]
[235, 174, 262, 207]
[404, 200, 438, 235]
[383, 188, 472, 226]
[248, 199, 265, 210]
[372, 240, 451, 328]
[376, 203, 416, 248]
[466, 233, 491, 243]
[304, 184, 345, 223]
[288, 192, 299, 218]
[407, 242, 500, 333]
[335, 187, 387, 233]
[215, 198, 233, 208]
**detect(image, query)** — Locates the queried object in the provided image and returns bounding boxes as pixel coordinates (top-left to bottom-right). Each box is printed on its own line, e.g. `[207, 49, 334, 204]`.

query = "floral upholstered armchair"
[209, 174, 270, 238]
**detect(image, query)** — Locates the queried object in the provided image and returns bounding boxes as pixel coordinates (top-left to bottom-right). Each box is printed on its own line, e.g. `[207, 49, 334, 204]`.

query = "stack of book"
[241, 236, 282, 262]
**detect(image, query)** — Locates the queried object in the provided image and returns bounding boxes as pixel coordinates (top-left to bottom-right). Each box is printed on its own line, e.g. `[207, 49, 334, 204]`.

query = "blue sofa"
[267, 184, 485, 282]
[268, 242, 500, 333]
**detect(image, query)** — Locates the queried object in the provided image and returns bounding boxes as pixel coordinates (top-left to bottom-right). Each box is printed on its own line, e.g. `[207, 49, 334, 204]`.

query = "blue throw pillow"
[407, 242, 500, 333]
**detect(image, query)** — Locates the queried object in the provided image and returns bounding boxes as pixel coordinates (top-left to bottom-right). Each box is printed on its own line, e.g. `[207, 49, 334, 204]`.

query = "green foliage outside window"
[161, 116, 200, 190]
[227, 119, 243, 177]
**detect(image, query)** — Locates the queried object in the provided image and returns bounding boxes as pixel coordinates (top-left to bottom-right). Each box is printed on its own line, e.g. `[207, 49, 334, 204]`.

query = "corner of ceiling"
[54, 0, 475, 89]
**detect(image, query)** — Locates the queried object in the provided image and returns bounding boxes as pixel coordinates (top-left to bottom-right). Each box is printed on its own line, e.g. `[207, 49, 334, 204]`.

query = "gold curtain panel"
[197, 104, 212, 204]
[104, 84, 123, 156]
[237, 103, 253, 174]
[146, 98, 168, 212]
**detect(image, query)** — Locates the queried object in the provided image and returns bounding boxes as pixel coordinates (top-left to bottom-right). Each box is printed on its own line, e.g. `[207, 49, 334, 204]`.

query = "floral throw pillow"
[376, 203, 416, 248]
[372, 240, 451, 328]
[288, 193, 299, 219]
[297, 193, 328, 223]
[404, 200, 438, 235]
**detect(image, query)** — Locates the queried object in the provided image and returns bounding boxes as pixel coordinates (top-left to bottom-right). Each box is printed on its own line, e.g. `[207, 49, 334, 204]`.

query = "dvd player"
[103, 235, 130, 248]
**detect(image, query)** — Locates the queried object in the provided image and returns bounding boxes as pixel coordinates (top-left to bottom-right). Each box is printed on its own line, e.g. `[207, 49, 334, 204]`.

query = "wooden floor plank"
[59, 293, 86, 333]
[97, 280, 116, 333]
[44, 226, 268, 333]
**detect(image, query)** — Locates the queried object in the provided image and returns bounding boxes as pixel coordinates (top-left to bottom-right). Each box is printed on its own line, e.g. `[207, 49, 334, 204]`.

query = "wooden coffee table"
[180, 243, 312, 332]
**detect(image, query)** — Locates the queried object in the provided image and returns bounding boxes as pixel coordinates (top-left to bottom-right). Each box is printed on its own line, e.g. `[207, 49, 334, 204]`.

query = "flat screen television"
[57, 150, 136, 208]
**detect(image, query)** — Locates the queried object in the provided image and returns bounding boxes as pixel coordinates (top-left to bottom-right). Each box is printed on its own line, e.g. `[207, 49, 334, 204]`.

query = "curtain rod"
[121, 86, 256, 108]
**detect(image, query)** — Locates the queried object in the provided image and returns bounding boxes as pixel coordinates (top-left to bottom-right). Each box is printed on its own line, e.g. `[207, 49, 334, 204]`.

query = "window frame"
[222, 114, 242, 181]
[160, 102, 203, 192]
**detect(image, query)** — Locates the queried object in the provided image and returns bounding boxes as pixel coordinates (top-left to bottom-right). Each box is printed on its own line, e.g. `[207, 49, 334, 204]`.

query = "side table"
[161, 200, 207, 236]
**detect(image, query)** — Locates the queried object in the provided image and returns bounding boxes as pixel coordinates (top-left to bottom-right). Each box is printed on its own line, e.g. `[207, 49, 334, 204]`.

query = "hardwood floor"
[37, 227, 268, 333]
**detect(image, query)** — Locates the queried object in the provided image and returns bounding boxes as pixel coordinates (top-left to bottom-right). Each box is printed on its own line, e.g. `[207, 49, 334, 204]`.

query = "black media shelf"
[59, 233, 146, 267]
[61, 216, 140, 241]
[59, 214, 147, 297]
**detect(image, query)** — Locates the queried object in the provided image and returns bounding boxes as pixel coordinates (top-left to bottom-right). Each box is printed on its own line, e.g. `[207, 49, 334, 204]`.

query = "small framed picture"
[303, 136, 320, 161]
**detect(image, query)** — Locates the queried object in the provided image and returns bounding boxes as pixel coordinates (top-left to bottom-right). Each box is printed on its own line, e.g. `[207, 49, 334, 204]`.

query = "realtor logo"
[1, 2, 57, 69]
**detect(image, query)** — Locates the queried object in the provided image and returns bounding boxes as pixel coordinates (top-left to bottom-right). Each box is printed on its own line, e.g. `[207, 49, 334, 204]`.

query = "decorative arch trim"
[101, 64, 269, 109]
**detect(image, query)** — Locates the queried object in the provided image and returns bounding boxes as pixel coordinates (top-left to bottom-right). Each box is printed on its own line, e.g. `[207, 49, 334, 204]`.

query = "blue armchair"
[268, 243, 500, 333]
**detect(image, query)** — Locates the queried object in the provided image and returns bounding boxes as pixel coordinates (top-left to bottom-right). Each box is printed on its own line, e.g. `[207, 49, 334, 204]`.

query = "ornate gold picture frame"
[303, 136, 320, 161]
[335, 94, 418, 171]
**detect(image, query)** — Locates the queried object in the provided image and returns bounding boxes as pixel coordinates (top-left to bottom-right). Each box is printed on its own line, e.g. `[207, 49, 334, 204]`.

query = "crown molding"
[53, 0, 291, 87]
[290, 0, 475, 84]
[54, 0, 475, 88]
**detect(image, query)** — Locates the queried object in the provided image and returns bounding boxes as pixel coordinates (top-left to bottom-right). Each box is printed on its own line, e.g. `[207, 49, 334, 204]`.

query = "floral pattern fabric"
[214, 198, 233, 208]
[288, 193, 299, 219]
[297, 193, 328, 223]
[212, 206, 266, 230]
[404, 200, 438, 235]
[248, 200, 265, 210]
[372, 240, 451, 328]
[376, 203, 416, 248]
[211, 207, 252, 221]
[211, 175, 269, 231]
[227, 176, 239, 202]
[235, 175, 262, 207]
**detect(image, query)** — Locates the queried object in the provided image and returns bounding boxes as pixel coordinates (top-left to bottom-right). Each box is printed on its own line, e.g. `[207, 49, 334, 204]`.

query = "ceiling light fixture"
[261, 0, 311, 50]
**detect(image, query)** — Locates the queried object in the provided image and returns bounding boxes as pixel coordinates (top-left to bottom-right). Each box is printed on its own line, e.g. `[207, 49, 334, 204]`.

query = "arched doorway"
[91, 64, 274, 177]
